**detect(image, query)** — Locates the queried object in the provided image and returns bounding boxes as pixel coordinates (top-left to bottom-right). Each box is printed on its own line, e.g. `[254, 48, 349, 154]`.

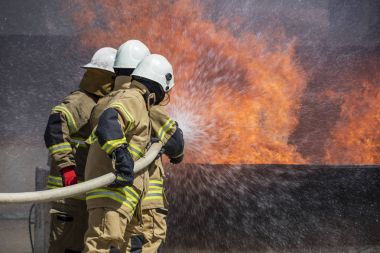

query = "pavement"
[1, 218, 380, 253]
[0, 219, 32, 253]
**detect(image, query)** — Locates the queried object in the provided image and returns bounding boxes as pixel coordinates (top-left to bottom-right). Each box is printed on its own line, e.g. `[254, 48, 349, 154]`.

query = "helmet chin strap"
[147, 93, 156, 110]
[160, 93, 171, 106]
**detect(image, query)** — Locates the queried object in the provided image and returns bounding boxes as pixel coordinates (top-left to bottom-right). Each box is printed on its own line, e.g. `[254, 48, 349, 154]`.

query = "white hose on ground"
[0, 142, 162, 204]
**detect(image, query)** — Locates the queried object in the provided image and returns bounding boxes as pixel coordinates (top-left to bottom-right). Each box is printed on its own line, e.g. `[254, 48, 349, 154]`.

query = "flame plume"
[325, 78, 380, 164]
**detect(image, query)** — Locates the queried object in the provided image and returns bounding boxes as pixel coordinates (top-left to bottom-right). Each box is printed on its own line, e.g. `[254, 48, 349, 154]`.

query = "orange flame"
[324, 79, 380, 164]
[70, 0, 307, 164]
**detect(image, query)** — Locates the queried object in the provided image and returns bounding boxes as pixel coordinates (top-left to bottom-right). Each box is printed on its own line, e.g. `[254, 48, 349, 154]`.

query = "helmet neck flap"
[132, 76, 165, 105]
[79, 69, 115, 97]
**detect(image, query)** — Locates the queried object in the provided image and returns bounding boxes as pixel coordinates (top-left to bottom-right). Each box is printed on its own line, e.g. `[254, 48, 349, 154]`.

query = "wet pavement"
[1, 218, 380, 253]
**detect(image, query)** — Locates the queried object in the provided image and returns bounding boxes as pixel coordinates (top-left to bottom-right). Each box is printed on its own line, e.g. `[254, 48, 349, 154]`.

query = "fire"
[70, 0, 307, 164]
[324, 80, 380, 164]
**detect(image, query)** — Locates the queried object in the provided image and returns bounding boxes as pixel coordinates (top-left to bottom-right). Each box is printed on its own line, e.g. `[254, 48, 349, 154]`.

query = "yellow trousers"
[123, 208, 167, 253]
[84, 207, 130, 253]
[48, 201, 88, 253]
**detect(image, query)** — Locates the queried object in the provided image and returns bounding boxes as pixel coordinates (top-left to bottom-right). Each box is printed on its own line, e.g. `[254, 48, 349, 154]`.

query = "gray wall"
[0, 1, 86, 218]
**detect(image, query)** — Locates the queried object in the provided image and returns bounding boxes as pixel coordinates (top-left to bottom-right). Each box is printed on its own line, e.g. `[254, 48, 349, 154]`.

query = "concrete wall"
[0, 34, 86, 218]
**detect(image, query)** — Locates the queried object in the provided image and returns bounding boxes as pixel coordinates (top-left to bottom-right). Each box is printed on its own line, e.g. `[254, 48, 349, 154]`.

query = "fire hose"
[0, 142, 162, 204]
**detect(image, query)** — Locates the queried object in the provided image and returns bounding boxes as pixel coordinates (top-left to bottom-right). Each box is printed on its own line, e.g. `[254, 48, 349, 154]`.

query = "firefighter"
[124, 105, 185, 253]
[44, 47, 117, 253]
[83, 42, 176, 253]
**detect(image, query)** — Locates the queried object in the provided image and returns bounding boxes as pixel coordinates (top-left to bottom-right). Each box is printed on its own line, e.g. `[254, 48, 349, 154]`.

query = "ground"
[0, 219, 31, 253]
[1, 219, 380, 253]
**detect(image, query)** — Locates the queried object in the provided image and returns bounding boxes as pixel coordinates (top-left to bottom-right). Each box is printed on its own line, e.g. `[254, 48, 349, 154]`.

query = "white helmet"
[132, 54, 174, 92]
[113, 40, 151, 69]
[82, 47, 117, 73]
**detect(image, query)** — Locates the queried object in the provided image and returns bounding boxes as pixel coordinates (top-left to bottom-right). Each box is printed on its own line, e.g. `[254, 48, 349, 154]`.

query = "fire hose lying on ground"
[0, 142, 162, 204]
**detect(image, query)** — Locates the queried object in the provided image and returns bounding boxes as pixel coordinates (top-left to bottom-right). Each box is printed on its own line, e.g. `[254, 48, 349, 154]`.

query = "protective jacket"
[85, 78, 152, 220]
[44, 90, 98, 203]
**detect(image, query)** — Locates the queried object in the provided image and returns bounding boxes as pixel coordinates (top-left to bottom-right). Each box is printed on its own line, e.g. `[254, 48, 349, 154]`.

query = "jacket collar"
[130, 80, 155, 109]
[114, 75, 132, 91]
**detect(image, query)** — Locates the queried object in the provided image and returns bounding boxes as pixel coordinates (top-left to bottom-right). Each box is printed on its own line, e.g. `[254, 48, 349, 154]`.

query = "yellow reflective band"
[47, 175, 83, 187]
[149, 180, 163, 185]
[127, 143, 144, 159]
[116, 175, 127, 182]
[52, 105, 78, 133]
[146, 190, 163, 197]
[158, 118, 176, 141]
[88, 187, 140, 204]
[144, 185, 163, 201]
[127, 148, 140, 159]
[86, 128, 98, 145]
[47, 175, 63, 187]
[109, 186, 140, 203]
[48, 142, 72, 155]
[148, 188, 164, 194]
[143, 193, 164, 201]
[70, 137, 87, 148]
[109, 102, 134, 131]
[86, 194, 134, 210]
[101, 137, 126, 154]
[87, 188, 135, 203]
[158, 118, 172, 141]
[54, 105, 77, 132]
[129, 143, 144, 155]
[148, 186, 163, 191]
[48, 175, 62, 182]
[144, 196, 164, 201]
[123, 188, 139, 203]
[86, 188, 138, 211]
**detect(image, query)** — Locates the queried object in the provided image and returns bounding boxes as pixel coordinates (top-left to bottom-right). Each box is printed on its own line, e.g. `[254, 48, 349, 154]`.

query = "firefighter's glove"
[61, 166, 78, 186]
[110, 144, 134, 188]
[151, 137, 160, 144]
[170, 153, 184, 164]
[163, 126, 185, 164]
